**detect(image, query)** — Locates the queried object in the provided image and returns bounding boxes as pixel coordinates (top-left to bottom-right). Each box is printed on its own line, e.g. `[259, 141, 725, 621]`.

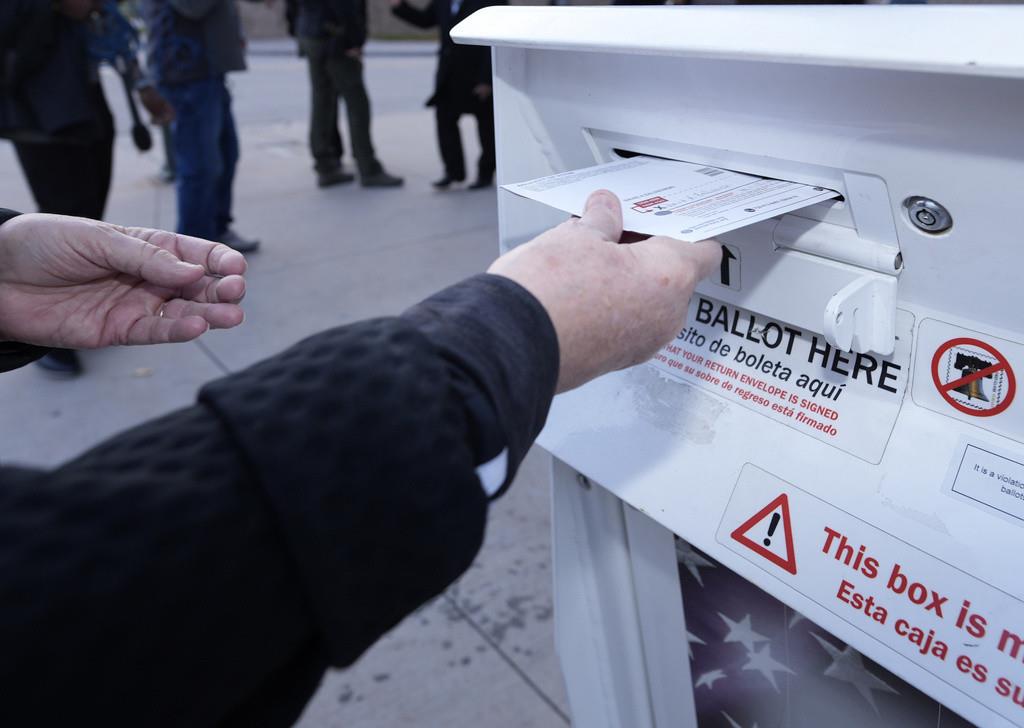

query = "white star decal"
[686, 629, 706, 659]
[721, 711, 759, 728]
[741, 643, 795, 692]
[811, 633, 898, 713]
[676, 541, 716, 587]
[695, 668, 727, 690]
[718, 612, 770, 652]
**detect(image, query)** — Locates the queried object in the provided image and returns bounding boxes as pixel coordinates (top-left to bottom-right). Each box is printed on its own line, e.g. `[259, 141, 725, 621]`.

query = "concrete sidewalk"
[0, 45, 568, 727]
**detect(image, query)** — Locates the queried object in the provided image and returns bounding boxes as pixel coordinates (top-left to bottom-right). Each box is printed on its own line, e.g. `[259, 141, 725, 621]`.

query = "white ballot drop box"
[454, 7, 1024, 727]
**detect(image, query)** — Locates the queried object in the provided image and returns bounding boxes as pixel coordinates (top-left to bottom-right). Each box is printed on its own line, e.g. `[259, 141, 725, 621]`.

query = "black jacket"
[0, 1, 102, 142]
[293, 0, 368, 52]
[392, 0, 506, 108]
[0, 206, 560, 726]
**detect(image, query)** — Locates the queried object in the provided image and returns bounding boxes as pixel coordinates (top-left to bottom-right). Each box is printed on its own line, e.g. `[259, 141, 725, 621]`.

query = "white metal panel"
[453, 6, 1024, 79]
[623, 505, 699, 728]
[551, 460, 656, 728]
[474, 9, 1024, 727]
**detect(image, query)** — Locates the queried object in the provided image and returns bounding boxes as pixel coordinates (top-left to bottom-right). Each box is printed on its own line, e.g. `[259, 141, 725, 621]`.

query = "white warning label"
[914, 319, 1024, 444]
[650, 297, 913, 462]
[718, 465, 1024, 727]
[945, 439, 1024, 526]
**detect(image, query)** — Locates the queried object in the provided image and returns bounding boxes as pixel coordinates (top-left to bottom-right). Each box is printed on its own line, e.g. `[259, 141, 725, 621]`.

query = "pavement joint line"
[249, 48, 437, 58]
[247, 40, 437, 59]
[243, 220, 498, 278]
[195, 339, 233, 376]
[441, 592, 571, 725]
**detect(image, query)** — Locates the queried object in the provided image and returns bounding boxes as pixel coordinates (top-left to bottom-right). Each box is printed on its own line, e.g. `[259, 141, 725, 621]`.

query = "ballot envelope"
[454, 7, 1024, 728]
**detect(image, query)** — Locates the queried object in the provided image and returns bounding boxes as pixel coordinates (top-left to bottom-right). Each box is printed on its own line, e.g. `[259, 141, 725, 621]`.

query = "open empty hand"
[0, 214, 247, 349]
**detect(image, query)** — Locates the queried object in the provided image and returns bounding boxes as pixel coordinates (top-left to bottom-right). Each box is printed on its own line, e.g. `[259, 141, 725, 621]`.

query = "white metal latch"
[822, 276, 897, 356]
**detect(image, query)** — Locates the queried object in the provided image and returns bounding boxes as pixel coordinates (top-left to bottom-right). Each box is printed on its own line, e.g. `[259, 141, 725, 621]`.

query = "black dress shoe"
[468, 176, 494, 190]
[219, 229, 261, 253]
[317, 168, 355, 188]
[35, 349, 82, 377]
[361, 170, 404, 188]
[432, 175, 465, 190]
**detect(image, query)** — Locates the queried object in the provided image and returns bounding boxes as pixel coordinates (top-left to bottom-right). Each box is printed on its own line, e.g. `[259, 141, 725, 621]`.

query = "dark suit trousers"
[13, 85, 114, 220]
[435, 94, 495, 182]
[300, 37, 382, 177]
[13, 84, 113, 364]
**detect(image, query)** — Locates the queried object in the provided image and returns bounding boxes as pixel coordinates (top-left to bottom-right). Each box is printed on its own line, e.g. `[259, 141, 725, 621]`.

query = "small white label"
[946, 441, 1024, 526]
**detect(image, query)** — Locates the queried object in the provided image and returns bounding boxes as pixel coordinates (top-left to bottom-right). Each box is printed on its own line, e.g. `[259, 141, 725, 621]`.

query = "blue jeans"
[161, 76, 238, 240]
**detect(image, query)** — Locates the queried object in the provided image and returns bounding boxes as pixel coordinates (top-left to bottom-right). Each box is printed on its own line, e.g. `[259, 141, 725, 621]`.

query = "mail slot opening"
[586, 133, 903, 283]
[581, 127, 875, 232]
[610, 147, 847, 204]
[503, 150, 901, 355]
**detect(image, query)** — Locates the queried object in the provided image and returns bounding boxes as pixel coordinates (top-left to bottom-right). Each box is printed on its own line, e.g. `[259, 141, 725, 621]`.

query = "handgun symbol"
[953, 352, 993, 402]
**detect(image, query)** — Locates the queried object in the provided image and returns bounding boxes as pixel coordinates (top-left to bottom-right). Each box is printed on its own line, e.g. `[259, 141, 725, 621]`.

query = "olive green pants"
[299, 37, 382, 177]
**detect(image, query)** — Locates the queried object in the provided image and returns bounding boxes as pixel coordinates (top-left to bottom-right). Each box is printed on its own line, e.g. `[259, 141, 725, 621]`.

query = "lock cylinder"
[904, 196, 953, 234]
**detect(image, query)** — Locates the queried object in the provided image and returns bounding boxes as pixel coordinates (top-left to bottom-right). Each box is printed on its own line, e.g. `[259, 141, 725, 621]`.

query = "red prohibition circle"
[930, 337, 1016, 417]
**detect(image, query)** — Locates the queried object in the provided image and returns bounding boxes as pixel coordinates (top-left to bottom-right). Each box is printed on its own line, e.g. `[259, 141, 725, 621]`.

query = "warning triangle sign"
[730, 493, 797, 575]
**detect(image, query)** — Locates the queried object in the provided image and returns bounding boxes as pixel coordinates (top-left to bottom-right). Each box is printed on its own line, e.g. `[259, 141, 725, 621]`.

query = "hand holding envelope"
[502, 156, 839, 242]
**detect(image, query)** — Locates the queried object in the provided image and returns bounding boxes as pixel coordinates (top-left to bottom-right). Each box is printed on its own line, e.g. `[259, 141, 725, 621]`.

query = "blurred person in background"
[287, 0, 404, 188]
[140, 0, 264, 253]
[0, 0, 174, 376]
[159, 123, 177, 182]
[390, 0, 505, 191]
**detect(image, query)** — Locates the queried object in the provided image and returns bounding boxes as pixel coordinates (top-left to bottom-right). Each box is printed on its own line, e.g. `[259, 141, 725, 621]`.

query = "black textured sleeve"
[0, 408, 320, 727]
[0, 340, 49, 371]
[0, 274, 559, 727]
[402, 273, 558, 495]
[0, 208, 50, 371]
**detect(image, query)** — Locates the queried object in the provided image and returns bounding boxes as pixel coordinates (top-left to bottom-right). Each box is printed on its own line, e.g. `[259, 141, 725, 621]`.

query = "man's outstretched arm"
[0, 191, 720, 727]
[0, 273, 559, 728]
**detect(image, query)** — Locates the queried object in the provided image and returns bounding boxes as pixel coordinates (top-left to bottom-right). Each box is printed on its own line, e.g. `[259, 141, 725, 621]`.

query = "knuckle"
[149, 246, 178, 270]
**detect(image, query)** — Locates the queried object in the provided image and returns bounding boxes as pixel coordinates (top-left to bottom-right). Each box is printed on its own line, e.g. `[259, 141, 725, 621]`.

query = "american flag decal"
[675, 538, 973, 727]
